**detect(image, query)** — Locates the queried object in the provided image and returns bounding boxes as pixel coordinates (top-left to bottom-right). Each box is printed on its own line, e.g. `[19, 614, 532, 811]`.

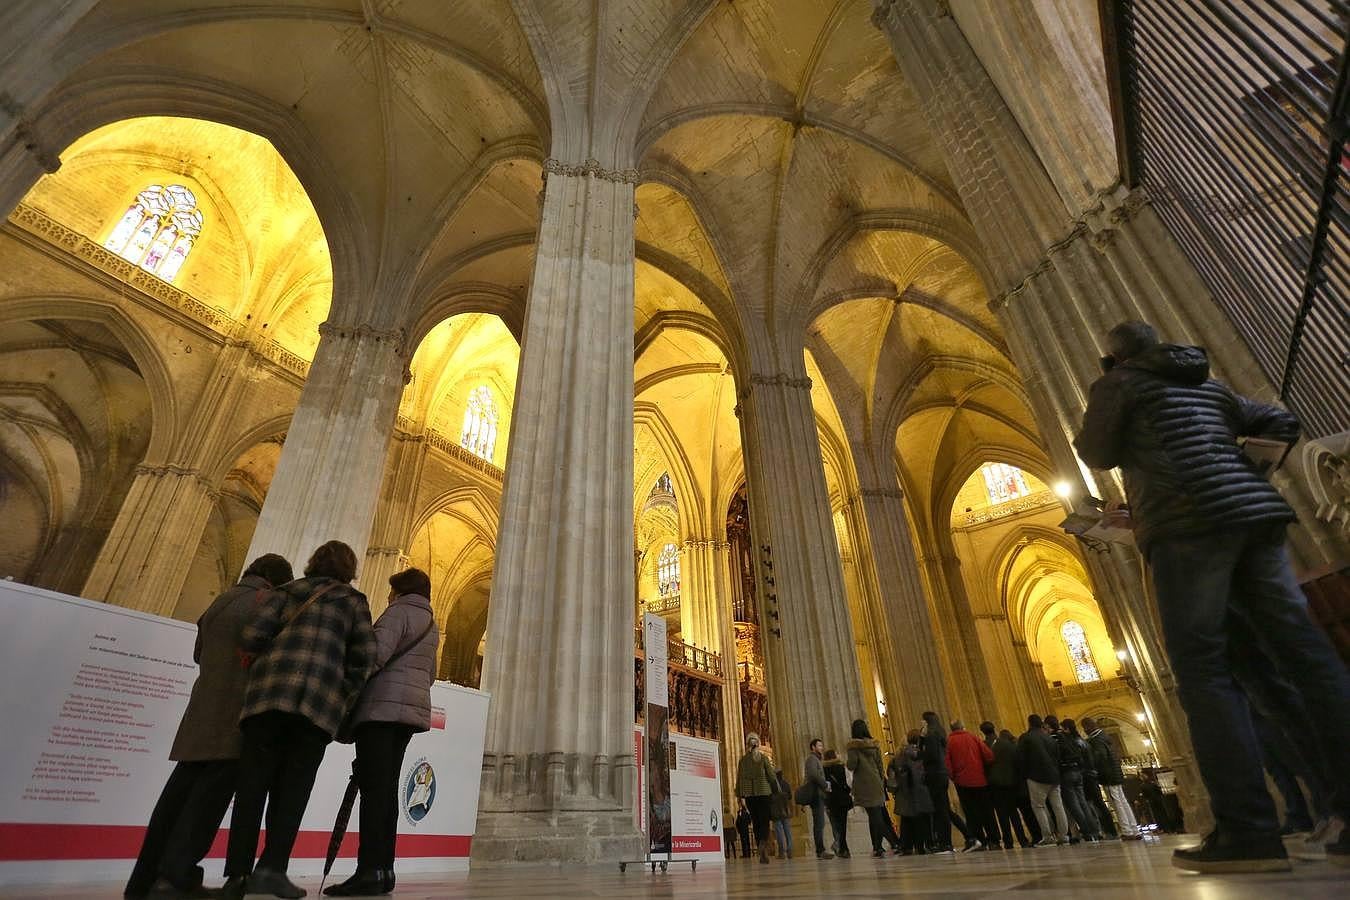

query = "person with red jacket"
[945, 720, 999, 850]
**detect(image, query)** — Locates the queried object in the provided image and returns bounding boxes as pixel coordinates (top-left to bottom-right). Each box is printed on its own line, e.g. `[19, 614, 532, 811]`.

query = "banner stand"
[618, 614, 696, 875]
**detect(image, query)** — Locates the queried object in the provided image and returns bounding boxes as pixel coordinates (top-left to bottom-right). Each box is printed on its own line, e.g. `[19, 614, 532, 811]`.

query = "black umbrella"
[320, 763, 360, 895]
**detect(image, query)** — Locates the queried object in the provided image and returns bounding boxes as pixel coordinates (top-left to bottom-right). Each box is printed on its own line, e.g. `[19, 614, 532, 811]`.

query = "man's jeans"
[1150, 525, 1350, 834]
[1059, 769, 1101, 838]
[809, 797, 828, 854]
[1027, 779, 1067, 841]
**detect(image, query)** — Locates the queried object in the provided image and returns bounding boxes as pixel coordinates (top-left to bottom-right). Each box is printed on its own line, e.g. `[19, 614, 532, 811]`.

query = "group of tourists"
[733, 709, 1143, 864]
[124, 541, 440, 900]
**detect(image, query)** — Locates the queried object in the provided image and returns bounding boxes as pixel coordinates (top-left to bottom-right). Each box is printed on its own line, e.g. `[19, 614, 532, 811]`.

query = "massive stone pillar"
[245, 322, 407, 574]
[869, 0, 1230, 828]
[838, 460, 954, 732]
[473, 156, 641, 863]
[737, 368, 865, 786]
[84, 340, 258, 615]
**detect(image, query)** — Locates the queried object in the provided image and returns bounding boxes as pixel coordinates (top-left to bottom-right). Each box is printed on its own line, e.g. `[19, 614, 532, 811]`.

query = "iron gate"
[1102, 0, 1349, 438]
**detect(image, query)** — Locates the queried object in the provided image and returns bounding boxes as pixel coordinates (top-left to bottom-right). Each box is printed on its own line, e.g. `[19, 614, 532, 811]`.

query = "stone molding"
[736, 371, 812, 401]
[7, 203, 310, 378]
[681, 539, 730, 551]
[842, 486, 904, 508]
[951, 489, 1058, 528]
[1, 94, 60, 174]
[541, 157, 641, 186]
[989, 186, 1152, 308]
[395, 413, 505, 483]
[317, 321, 409, 358]
[134, 462, 219, 500]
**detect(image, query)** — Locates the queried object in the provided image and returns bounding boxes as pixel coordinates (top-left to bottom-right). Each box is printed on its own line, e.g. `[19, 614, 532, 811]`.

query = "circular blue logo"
[403, 759, 436, 825]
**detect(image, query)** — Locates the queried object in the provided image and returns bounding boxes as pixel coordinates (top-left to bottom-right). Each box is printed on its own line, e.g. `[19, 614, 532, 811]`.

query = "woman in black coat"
[920, 711, 954, 852]
[822, 750, 853, 858]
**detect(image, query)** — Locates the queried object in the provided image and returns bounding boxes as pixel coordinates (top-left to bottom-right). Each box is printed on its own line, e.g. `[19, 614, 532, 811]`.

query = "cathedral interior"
[0, 0, 1347, 872]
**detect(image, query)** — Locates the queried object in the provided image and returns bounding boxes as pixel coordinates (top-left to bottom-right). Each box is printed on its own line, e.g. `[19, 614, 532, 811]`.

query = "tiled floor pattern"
[2, 835, 1345, 899]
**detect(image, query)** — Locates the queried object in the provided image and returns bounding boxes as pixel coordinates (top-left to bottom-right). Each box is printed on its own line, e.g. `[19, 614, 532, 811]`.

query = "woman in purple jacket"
[326, 568, 440, 897]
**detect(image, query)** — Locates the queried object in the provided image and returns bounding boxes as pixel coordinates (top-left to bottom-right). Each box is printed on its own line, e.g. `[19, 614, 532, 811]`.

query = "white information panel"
[0, 580, 489, 886]
[634, 726, 724, 865]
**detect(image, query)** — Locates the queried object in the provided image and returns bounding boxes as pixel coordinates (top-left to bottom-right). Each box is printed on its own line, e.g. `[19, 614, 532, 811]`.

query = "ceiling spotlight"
[1053, 480, 1073, 498]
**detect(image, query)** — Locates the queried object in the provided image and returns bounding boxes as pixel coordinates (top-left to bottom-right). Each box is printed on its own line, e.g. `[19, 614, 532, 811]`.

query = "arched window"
[1061, 620, 1101, 683]
[104, 184, 203, 283]
[459, 385, 498, 460]
[658, 542, 681, 597]
[654, 472, 673, 496]
[980, 462, 1031, 506]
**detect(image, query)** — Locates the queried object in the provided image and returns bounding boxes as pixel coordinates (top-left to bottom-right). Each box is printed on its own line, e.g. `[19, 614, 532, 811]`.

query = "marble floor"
[2, 836, 1345, 899]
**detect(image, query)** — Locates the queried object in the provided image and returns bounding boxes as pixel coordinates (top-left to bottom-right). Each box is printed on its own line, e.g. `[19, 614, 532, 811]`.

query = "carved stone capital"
[859, 486, 904, 501]
[2, 95, 60, 174]
[317, 321, 409, 358]
[1109, 188, 1151, 225]
[135, 462, 200, 479]
[750, 372, 813, 390]
[736, 372, 813, 403]
[542, 157, 641, 186]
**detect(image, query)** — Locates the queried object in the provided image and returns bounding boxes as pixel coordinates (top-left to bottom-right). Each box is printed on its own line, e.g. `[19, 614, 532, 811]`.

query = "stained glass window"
[104, 184, 203, 283]
[654, 472, 673, 496]
[980, 462, 1031, 506]
[658, 542, 681, 597]
[459, 385, 498, 460]
[1061, 620, 1101, 683]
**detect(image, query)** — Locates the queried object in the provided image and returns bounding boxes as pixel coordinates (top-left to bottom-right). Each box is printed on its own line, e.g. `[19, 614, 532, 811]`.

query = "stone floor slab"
[1, 836, 1345, 898]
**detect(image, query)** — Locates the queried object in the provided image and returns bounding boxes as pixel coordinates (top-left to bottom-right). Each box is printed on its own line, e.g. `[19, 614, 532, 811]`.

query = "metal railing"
[1103, 0, 1349, 437]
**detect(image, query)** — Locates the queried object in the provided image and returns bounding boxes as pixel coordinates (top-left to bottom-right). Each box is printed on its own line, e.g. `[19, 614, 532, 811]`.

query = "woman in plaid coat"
[222, 540, 377, 900]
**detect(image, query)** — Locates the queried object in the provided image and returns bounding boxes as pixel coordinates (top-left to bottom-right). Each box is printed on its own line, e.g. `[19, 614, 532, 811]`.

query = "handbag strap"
[281, 581, 342, 630]
[379, 611, 435, 673]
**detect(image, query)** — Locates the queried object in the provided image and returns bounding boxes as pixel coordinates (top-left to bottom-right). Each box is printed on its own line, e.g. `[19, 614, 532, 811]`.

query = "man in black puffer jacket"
[1075, 321, 1350, 874]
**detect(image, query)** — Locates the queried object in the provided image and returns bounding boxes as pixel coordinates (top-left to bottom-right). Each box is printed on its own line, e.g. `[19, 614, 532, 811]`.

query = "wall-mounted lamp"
[1053, 480, 1074, 499]
[1115, 649, 1129, 662]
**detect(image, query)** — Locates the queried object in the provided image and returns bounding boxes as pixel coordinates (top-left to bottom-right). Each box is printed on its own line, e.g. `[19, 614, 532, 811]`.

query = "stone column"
[81, 466, 217, 616]
[838, 470, 954, 732]
[83, 339, 258, 616]
[360, 428, 428, 614]
[973, 612, 1038, 727]
[679, 536, 744, 811]
[473, 156, 642, 863]
[838, 547, 887, 746]
[737, 370, 865, 788]
[872, 0, 1220, 829]
[678, 538, 723, 652]
[244, 322, 407, 574]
